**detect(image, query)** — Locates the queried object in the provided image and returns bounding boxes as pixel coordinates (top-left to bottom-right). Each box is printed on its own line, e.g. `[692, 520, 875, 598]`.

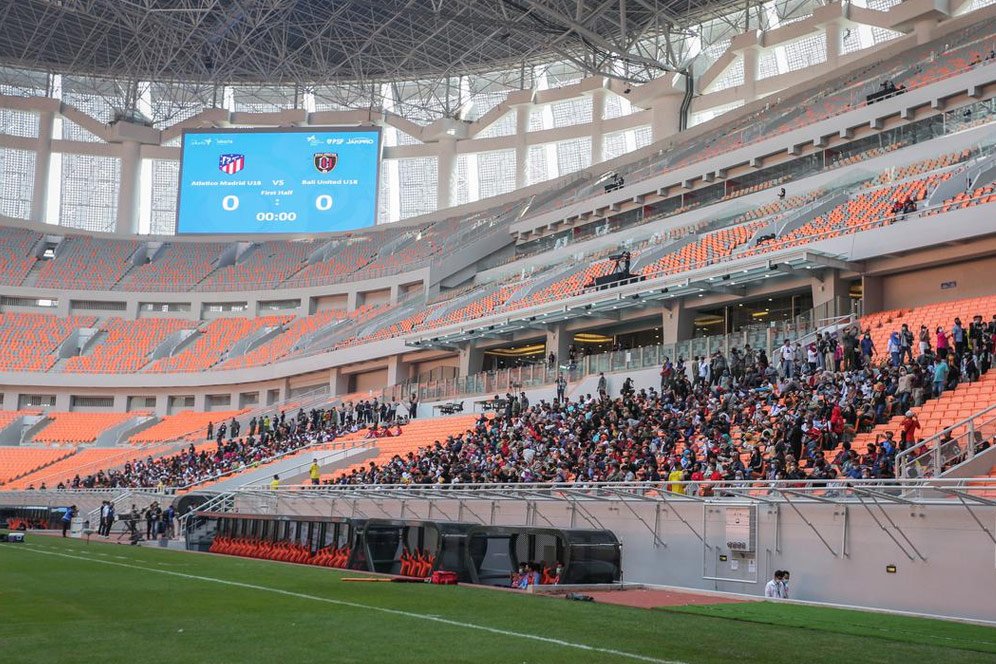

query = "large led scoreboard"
[176, 127, 382, 234]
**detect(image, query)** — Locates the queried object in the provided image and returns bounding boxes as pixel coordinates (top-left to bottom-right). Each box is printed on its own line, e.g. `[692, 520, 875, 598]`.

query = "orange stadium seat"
[35, 236, 135, 290]
[325, 414, 479, 482]
[0, 447, 76, 485]
[0, 312, 97, 372]
[3, 445, 174, 490]
[145, 317, 292, 373]
[129, 409, 249, 445]
[64, 317, 197, 373]
[32, 411, 149, 446]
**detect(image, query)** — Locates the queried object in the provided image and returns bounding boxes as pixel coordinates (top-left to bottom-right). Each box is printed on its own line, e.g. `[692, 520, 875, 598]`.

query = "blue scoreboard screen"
[176, 127, 381, 234]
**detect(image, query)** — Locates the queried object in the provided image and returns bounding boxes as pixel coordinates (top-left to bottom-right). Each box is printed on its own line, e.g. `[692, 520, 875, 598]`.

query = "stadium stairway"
[324, 414, 479, 482]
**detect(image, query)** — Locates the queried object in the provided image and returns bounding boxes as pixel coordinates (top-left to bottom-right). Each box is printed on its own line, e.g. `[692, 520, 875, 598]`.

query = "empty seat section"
[219, 310, 350, 369]
[326, 414, 479, 482]
[35, 236, 136, 290]
[197, 241, 314, 290]
[120, 242, 225, 291]
[145, 316, 291, 372]
[32, 411, 147, 445]
[292, 240, 379, 286]
[64, 317, 197, 373]
[0, 447, 76, 485]
[0, 312, 96, 371]
[129, 409, 249, 445]
[640, 221, 766, 278]
[0, 227, 40, 286]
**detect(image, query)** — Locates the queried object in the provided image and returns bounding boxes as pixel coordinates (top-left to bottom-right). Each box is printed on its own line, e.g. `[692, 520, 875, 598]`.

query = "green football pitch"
[1, 535, 994, 664]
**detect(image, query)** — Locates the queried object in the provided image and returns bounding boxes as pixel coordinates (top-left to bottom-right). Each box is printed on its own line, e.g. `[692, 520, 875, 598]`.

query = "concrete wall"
[251, 492, 996, 622]
[880, 255, 996, 309]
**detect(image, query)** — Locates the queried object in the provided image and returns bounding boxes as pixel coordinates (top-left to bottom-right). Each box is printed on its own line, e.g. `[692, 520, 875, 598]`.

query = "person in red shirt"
[900, 410, 921, 445]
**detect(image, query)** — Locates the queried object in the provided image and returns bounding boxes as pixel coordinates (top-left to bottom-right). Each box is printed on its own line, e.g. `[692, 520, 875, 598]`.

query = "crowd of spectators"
[53, 402, 401, 490]
[27, 309, 996, 491]
[330, 312, 996, 489]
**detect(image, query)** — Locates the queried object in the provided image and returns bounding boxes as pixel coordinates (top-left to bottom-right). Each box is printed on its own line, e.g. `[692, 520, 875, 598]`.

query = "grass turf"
[657, 602, 996, 655]
[0, 536, 993, 664]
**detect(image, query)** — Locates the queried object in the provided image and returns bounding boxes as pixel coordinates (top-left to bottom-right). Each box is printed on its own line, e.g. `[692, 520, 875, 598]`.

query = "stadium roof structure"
[0, 0, 760, 89]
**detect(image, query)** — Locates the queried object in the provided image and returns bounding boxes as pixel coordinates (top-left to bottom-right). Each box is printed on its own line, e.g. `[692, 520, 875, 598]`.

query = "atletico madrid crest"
[314, 152, 338, 174]
[219, 154, 245, 175]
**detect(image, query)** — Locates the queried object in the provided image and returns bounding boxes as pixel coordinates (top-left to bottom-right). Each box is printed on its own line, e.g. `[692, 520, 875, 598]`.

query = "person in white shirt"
[780, 341, 795, 378]
[780, 570, 791, 599]
[765, 570, 785, 598]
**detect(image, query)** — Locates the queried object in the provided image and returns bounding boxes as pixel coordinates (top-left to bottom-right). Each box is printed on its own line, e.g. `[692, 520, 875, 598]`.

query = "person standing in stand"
[555, 373, 567, 402]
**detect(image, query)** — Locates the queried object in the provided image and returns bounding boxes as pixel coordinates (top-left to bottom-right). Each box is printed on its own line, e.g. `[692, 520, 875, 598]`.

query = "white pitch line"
[11, 544, 686, 664]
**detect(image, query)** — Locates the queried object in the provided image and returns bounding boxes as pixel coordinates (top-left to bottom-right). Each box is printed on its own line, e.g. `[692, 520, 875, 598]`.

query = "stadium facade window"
[394, 130, 422, 146]
[864, 0, 903, 9]
[0, 109, 38, 138]
[709, 58, 745, 92]
[62, 76, 122, 142]
[556, 137, 592, 175]
[1, 296, 57, 308]
[870, 26, 903, 45]
[59, 154, 120, 233]
[204, 302, 247, 312]
[783, 33, 827, 72]
[476, 111, 516, 138]
[452, 155, 471, 207]
[477, 149, 516, 199]
[259, 299, 301, 311]
[550, 97, 593, 128]
[527, 107, 546, 132]
[149, 160, 179, 236]
[695, 38, 733, 76]
[602, 131, 630, 162]
[71, 395, 114, 409]
[19, 394, 56, 408]
[526, 145, 549, 186]
[71, 300, 127, 311]
[378, 160, 393, 224]
[140, 302, 191, 313]
[602, 93, 635, 120]
[0, 148, 35, 219]
[757, 50, 781, 80]
[0, 66, 49, 97]
[633, 127, 652, 149]
[147, 81, 214, 128]
[397, 157, 438, 219]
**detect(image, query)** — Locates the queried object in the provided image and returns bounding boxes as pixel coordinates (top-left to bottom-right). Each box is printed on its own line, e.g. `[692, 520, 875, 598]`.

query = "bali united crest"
[218, 154, 245, 175]
[314, 152, 338, 174]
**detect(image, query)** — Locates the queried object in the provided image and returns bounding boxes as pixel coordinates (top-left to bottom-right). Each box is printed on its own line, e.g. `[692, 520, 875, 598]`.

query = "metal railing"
[225, 477, 996, 506]
[896, 403, 996, 479]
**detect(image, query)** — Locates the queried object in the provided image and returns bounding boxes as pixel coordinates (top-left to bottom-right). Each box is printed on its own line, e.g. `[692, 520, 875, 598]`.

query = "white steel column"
[514, 104, 530, 189]
[115, 139, 141, 234]
[436, 136, 456, 210]
[30, 110, 55, 224]
[590, 87, 606, 165]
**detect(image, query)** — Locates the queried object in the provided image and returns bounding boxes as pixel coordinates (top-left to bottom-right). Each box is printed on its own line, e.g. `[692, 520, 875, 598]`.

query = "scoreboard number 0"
[222, 195, 240, 211]
[315, 194, 333, 211]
